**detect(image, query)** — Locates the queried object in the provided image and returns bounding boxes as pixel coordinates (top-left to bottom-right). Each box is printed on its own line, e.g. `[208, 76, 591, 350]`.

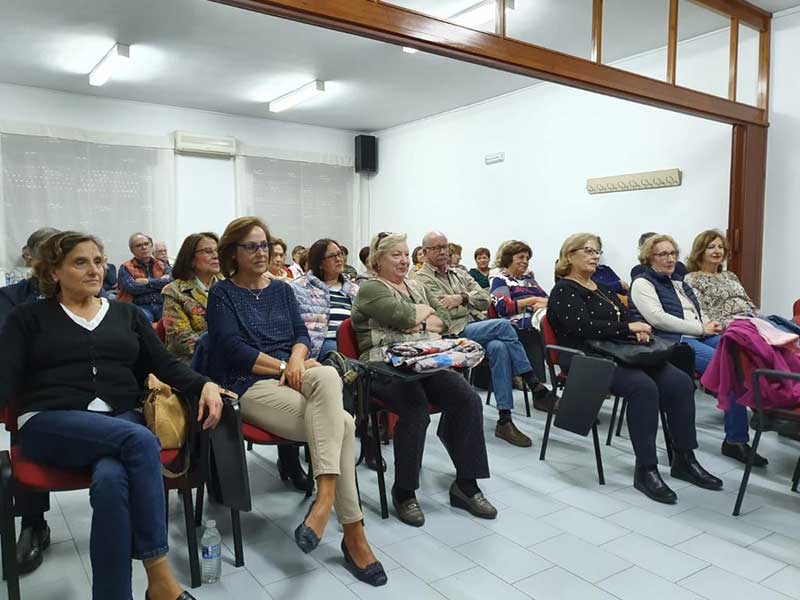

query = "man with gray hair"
[414, 231, 545, 447]
[117, 232, 171, 322]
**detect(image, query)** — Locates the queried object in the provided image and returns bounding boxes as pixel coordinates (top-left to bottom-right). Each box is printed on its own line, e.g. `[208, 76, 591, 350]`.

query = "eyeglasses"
[133, 241, 152, 249]
[237, 241, 270, 255]
[653, 251, 678, 259]
[424, 244, 449, 253]
[323, 251, 344, 261]
[195, 247, 218, 257]
[570, 247, 603, 257]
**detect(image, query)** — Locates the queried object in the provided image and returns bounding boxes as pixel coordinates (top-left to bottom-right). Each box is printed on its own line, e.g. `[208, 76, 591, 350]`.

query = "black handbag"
[586, 336, 676, 368]
[207, 395, 252, 511]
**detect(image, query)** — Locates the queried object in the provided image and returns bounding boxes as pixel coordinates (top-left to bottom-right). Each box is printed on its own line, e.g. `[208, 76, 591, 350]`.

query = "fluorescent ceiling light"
[267, 80, 325, 113]
[89, 43, 130, 87]
[402, 47, 419, 54]
[449, 0, 514, 29]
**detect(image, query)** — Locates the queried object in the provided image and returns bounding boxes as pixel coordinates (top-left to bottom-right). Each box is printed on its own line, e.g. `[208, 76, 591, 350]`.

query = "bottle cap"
[206, 520, 216, 528]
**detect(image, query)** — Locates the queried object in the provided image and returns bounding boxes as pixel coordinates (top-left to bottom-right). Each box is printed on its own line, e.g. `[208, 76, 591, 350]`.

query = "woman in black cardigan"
[0, 232, 222, 600]
[547, 233, 721, 505]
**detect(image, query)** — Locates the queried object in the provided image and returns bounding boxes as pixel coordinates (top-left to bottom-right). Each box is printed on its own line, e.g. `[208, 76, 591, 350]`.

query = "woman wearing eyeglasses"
[161, 233, 222, 364]
[629, 234, 764, 466]
[291, 239, 358, 362]
[548, 233, 722, 505]
[206, 217, 386, 586]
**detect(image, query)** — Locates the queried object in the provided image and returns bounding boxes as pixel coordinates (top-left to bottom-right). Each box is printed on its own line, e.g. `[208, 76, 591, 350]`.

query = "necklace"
[592, 287, 621, 322]
[246, 287, 266, 301]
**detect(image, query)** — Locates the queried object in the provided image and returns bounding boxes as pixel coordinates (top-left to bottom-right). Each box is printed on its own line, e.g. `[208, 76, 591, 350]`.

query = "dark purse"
[586, 336, 676, 368]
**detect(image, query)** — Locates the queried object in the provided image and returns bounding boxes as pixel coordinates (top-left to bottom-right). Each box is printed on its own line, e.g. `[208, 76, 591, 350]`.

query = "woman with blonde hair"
[548, 232, 722, 504]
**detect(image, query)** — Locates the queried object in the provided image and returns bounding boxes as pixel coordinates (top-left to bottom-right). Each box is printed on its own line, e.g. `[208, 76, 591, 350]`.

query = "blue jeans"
[319, 338, 338, 362]
[463, 319, 532, 410]
[681, 334, 749, 443]
[136, 302, 163, 323]
[18, 410, 167, 600]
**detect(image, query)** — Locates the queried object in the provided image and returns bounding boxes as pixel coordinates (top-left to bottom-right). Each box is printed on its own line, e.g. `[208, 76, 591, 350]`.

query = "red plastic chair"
[0, 404, 203, 599]
[793, 299, 800, 325]
[336, 318, 440, 519]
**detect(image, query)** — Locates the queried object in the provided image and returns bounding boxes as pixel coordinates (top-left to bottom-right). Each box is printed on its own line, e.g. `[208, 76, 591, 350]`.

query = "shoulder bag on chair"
[586, 337, 676, 368]
[143, 374, 192, 478]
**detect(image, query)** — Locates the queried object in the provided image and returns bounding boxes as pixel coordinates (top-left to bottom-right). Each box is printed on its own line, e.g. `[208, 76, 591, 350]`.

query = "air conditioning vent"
[174, 131, 237, 157]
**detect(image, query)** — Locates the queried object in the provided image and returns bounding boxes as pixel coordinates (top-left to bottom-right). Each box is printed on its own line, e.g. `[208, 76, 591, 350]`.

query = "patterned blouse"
[161, 275, 222, 363]
[684, 270, 758, 328]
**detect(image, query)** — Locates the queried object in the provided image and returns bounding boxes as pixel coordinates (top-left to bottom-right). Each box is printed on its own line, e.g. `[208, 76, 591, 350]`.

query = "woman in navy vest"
[629, 234, 766, 467]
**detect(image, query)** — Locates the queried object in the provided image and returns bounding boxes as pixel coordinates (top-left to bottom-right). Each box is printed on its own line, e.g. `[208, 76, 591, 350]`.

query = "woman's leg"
[317, 338, 338, 362]
[680, 336, 717, 374]
[18, 410, 168, 599]
[609, 366, 660, 466]
[646, 362, 698, 452]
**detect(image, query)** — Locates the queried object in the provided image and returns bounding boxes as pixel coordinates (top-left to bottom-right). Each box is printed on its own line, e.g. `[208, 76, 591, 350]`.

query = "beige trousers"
[240, 365, 361, 524]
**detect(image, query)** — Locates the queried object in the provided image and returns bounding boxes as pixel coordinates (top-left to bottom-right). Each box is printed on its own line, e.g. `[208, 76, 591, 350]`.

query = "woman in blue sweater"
[206, 217, 386, 587]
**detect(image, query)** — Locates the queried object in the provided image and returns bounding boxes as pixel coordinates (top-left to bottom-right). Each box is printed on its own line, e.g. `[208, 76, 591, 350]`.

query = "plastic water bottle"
[200, 520, 222, 584]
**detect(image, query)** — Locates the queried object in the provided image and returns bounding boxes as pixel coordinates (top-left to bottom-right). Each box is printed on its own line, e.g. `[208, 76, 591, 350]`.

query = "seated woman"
[629, 234, 766, 466]
[351, 233, 496, 527]
[548, 232, 722, 504]
[206, 217, 386, 586]
[267, 237, 292, 280]
[412, 245, 424, 272]
[162, 232, 222, 364]
[468, 247, 491, 289]
[291, 238, 358, 362]
[489, 240, 551, 408]
[0, 231, 223, 600]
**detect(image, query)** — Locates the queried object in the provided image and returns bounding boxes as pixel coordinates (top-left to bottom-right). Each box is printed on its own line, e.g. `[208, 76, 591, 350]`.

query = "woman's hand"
[634, 331, 651, 344]
[304, 359, 321, 369]
[198, 382, 223, 430]
[628, 322, 652, 335]
[281, 354, 306, 391]
[703, 321, 723, 336]
[533, 297, 548, 310]
[414, 304, 435, 323]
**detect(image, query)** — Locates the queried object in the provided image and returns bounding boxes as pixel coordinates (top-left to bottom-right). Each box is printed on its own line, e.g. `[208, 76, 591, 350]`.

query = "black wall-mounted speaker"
[355, 135, 378, 174]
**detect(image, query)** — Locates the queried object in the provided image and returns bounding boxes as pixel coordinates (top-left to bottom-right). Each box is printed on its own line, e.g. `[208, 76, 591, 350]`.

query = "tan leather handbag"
[143, 374, 188, 450]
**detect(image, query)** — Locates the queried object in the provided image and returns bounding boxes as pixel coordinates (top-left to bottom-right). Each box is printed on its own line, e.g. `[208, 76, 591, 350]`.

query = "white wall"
[0, 82, 355, 254]
[761, 9, 800, 315]
[368, 32, 735, 292]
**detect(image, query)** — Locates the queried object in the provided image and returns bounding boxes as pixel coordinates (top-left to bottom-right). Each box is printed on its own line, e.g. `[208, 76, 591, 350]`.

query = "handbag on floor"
[586, 336, 675, 368]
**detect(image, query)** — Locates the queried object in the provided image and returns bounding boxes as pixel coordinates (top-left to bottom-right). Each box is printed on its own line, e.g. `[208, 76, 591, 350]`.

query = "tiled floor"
[2, 387, 799, 600]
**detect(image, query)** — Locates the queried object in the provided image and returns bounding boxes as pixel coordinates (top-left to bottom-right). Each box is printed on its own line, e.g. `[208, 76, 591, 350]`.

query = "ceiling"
[0, 0, 797, 132]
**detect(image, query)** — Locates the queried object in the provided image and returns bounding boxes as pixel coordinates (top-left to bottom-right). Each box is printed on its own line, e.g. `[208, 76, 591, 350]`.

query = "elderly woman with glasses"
[205, 217, 386, 586]
[161, 233, 222, 364]
[291, 239, 358, 362]
[631, 234, 766, 467]
[548, 233, 722, 505]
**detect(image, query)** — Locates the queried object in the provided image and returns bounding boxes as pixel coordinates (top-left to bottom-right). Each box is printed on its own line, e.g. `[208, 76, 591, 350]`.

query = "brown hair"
[554, 233, 601, 278]
[306, 238, 340, 280]
[33, 231, 105, 298]
[218, 217, 271, 277]
[412, 246, 423, 265]
[686, 229, 728, 273]
[474, 247, 490, 260]
[639, 234, 680, 266]
[448, 243, 463, 256]
[270, 238, 287, 257]
[499, 241, 532, 269]
[171, 232, 219, 281]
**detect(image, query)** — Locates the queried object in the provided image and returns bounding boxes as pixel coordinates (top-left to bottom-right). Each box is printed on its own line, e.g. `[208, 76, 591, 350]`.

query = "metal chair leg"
[733, 429, 762, 516]
[194, 484, 205, 527]
[522, 380, 531, 418]
[660, 409, 674, 466]
[791, 455, 800, 493]
[247, 441, 254, 452]
[592, 422, 605, 485]
[181, 481, 201, 588]
[606, 396, 620, 446]
[230, 508, 244, 567]
[539, 402, 555, 461]
[305, 448, 314, 499]
[372, 410, 389, 519]
[0, 453, 20, 600]
[485, 379, 492, 406]
[615, 398, 628, 437]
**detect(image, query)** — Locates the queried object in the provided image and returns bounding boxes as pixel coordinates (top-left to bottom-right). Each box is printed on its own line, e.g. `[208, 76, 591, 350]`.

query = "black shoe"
[277, 456, 314, 492]
[448, 481, 498, 519]
[634, 465, 677, 504]
[16, 521, 50, 575]
[721, 441, 768, 467]
[293, 501, 322, 554]
[341, 540, 388, 587]
[671, 451, 723, 490]
[365, 453, 387, 472]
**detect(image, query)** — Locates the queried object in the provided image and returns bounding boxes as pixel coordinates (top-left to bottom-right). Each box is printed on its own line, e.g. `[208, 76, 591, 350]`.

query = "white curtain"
[0, 133, 175, 268]
[237, 156, 355, 252]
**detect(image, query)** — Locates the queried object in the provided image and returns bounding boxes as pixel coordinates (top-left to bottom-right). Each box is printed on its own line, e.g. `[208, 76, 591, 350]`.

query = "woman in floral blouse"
[161, 232, 222, 363]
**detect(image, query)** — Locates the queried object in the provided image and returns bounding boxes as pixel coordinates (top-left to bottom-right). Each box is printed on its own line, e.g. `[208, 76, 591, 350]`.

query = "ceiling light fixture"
[402, 47, 419, 54]
[450, 0, 514, 29]
[267, 80, 326, 113]
[89, 43, 130, 87]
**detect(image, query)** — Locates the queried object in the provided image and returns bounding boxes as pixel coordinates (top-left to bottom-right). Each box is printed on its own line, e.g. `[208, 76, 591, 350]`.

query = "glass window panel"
[676, 0, 730, 98]
[383, 0, 498, 33]
[603, 0, 669, 81]
[737, 23, 760, 106]
[506, 0, 593, 60]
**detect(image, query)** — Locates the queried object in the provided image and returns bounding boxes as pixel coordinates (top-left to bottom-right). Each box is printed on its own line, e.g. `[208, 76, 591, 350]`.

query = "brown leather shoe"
[449, 481, 498, 519]
[533, 389, 559, 413]
[495, 421, 532, 447]
[392, 490, 425, 527]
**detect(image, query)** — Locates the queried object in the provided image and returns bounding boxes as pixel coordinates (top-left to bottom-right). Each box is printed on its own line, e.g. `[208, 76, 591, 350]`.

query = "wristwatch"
[279, 361, 287, 374]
